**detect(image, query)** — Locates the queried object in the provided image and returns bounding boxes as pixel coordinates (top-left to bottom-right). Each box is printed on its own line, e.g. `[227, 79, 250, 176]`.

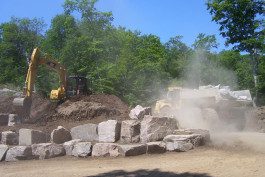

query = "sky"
[0, 0, 230, 51]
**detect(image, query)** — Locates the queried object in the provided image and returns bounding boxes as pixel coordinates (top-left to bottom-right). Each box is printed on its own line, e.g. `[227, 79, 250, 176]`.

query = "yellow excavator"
[13, 48, 88, 120]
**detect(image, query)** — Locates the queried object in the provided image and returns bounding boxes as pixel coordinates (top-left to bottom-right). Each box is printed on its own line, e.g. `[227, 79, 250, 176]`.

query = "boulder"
[32, 143, 66, 160]
[92, 143, 120, 157]
[70, 124, 98, 141]
[163, 134, 203, 147]
[140, 115, 178, 142]
[5, 146, 33, 161]
[8, 114, 20, 126]
[0, 145, 8, 161]
[118, 144, 147, 156]
[146, 142, 166, 154]
[173, 129, 210, 145]
[1, 131, 18, 145]
[63, 139, 82, 156]
[120, 120, 141, 143]
[129, 105, 151, 120]
[165, 141, 193, 152]
[72, 142, 92, 157]
[0, 113, 9, 126]
[19, 129, 47, 146]
[98, 120, 121, 143]
[187, 129, 210, 145]
[51, 126, 72, 144]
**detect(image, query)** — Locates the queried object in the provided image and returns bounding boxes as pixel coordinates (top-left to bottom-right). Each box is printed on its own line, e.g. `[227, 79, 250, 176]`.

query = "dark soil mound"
[0, 93, 129, 134]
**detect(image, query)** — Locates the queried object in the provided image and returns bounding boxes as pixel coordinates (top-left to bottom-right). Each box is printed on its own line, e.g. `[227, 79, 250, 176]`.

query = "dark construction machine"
[13, 48, 88, 121]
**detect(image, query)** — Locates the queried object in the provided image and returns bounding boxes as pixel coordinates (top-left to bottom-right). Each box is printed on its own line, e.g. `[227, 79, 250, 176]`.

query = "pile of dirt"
[0, 93, 130, 133]
[246, 106, 265, 132]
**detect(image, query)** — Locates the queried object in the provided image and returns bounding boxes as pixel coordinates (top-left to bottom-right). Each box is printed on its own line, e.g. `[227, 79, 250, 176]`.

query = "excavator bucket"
[13, 97, 32, 121]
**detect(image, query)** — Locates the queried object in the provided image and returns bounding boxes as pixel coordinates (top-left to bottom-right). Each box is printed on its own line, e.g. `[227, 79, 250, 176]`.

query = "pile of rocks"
[0, 106, 210, 162]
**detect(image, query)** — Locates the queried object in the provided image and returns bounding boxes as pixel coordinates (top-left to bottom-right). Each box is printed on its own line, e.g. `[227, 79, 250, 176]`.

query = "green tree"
[207, 0, 265, 102]
[0, 17, 45, 84]
[165, 36, 192, 79]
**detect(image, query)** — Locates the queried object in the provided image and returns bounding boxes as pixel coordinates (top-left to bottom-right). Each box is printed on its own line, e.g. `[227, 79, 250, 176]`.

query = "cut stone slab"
[187, 129, 210, 145]
[165, 141, 193, 152]
[51, 126, 72, 144]
[129, 105, 151, 120]
[92, 143, 120, 157]
[8, 114, 20, 126]
[0, 113, 9, 126]
[70, 124, 98, 141]
[0, 144, 9, 161]
[98, 120, 121, 143]
[140, 115, 178, 143]
[146, 141, 166, 154]
[72, 142, 92, 157]
[118, 144, 147, 156]
[5, 146, 33, 161]
[173, 129, 210, 145]
[19, 129, 47, 146]
[63, 139, 82, 156]
[120, 120, 140, 143]
[32, 143, 66, 160]
[1, 131, 18, 145]
[163, 134, 203, 147]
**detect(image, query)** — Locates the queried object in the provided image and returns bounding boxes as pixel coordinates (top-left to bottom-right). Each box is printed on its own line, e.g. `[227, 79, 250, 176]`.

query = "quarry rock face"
[32, 143, 65, 160]
[1, 131, 18, 145]
[165, 141, 193, 152]
[63, 139, 82, 156]
[70, 124, 98, 141]
[129, 105, 151, 120]
[120, 120, 141, 143]
[72, 142, 92, 157]
[118, 144, 147, 156]
[19, 129, 47, 146]
[5, 146, 33, 161]
[51, 126, 72, 144]
[0, 145, 9, 161]
[92, 143, 120, 157]
[146, 141, 166, 154]
[140, 115, 178, 142]
[98, 120, 121, 143]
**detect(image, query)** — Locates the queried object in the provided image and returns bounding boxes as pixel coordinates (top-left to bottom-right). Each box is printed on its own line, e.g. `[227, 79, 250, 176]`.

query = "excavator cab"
[66, 76, 88, 97]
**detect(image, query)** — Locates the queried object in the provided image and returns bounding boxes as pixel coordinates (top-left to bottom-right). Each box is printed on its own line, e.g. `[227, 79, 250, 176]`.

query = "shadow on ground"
[87, 169, 212, 177]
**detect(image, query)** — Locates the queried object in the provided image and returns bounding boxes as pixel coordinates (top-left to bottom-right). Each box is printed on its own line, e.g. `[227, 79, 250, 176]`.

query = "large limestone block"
[70, 124, 98, 141]
[19, 129, 47, 146]
[72, 142, 92, 157]
[146, 141, 166, 154]
[92, 143, 120, 157]
[98, 120, 121, 143]
[120, 120, 140, 143]
[0, 145, 8, 161]
[51, 126, 72, 144]
[129, 105, 151, 120]
[118, 144, 147, 156]
[140, 115, 178, 142]
[165, 141, 193, 152]
[0, 113, 9, 126]
[32, 143, 66, 160]
[5, 146, 33, 161]
[1, 131, 18, 145]
[163, 134, 203, 147]
[63, 139, 82, 156]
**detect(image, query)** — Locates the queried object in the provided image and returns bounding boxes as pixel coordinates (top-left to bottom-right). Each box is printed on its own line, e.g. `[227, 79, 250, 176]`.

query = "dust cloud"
[157, 49, 265, 153]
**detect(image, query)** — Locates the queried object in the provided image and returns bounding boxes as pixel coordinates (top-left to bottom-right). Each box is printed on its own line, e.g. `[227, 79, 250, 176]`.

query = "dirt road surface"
[1, 146, 265, 177]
